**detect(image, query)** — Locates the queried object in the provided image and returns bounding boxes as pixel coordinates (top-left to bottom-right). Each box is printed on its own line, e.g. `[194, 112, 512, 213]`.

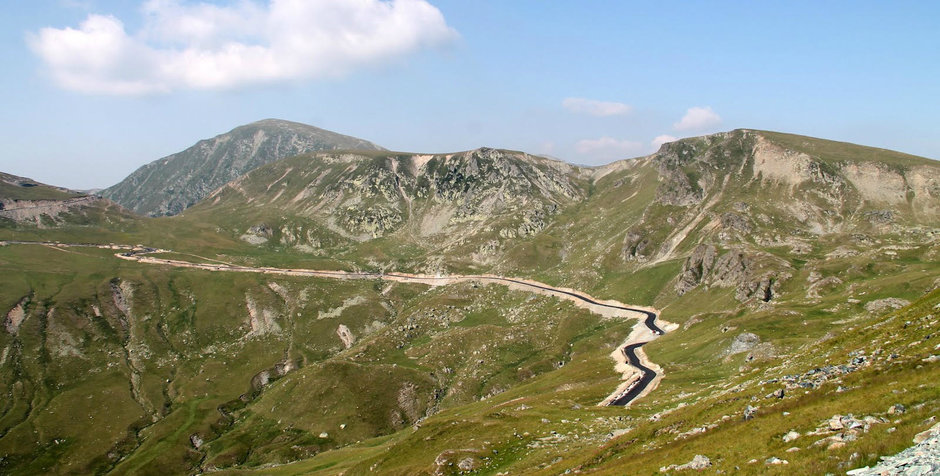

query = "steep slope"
[102, 119, 385, 217]
[483, 130, 938, 295]
[182, 147, 587, 272]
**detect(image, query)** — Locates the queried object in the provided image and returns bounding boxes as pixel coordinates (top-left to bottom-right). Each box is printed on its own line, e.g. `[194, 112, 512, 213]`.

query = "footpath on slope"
[1, 240, 675, 407]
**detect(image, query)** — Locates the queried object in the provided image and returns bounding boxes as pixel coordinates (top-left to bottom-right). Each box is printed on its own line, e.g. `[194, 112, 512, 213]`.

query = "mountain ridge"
[102, 119, 386, 217]
[1, 128, 938, 475]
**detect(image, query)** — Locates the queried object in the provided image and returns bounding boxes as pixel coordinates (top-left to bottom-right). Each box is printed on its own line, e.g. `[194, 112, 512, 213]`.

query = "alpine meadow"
[1, 1, 939, 475]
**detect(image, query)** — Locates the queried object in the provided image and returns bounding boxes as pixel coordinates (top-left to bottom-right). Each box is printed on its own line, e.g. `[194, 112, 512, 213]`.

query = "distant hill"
[102, 119, 385, 217]
[0, 172, 129, 227]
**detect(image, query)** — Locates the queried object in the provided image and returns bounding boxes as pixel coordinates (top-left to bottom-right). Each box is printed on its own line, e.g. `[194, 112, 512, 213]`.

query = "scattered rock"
[744, 405, 758, 421]
[864, 298, 911, 313]
[457, 457, 477, 471]
[829, 415, 845, 431]
[914, 422, 940, 444]
[765, 456, 788, 465]
[783, 431, 800, 443]
[660, 454, 712, 472]
[319, 432, 329, 438]
[847, 422, 940, 475]
[729, 333, 761, 355]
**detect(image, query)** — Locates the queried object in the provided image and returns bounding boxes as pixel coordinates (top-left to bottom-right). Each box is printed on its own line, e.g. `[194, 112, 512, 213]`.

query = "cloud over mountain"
[28, 0, 457, 95]
[674, 106, 721, 131]
[575, 136, 643, 160]
[563, 97, 632, 117]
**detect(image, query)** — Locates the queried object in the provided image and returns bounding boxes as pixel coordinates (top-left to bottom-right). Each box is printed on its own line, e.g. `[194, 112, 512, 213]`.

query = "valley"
[3, 239, 670, 408]
[1, 126, 938, 475]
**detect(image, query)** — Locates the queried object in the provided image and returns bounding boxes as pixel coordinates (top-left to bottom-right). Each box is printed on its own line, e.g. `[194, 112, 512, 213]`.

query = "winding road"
[1, 240, 668, 407]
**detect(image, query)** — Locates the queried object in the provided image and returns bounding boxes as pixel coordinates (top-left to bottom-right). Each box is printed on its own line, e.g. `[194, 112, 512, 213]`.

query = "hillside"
[0, 129, 937, 475]
[102, 119, 385, 217]
[0, 172, 132, 229]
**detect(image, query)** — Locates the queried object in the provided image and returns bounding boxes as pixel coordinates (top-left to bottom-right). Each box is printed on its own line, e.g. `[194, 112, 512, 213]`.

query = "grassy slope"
[0, 130, 937, 474]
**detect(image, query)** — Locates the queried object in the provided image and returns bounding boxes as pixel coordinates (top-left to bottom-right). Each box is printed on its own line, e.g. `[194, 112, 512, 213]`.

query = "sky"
[1, 1, 938, 190]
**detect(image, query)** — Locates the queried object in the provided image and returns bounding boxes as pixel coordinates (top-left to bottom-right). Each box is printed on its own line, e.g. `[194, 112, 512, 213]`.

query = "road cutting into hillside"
[1, 240, 675, 407]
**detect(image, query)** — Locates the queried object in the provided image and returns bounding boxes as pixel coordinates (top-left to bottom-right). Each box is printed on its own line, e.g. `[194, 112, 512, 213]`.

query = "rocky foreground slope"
[103, 119, 385, 217]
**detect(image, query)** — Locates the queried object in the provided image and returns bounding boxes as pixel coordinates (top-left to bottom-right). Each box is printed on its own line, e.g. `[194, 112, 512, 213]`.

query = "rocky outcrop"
[728, 332, 760, 355]
[622, 230, 654, 262]
[675, 244, 717, 295]
[655, 167, 704, 206]
[336, 324, 356, 349]
[240, 224, 273, 244]
[660, 454, 712, 472]
[847, 422, 940, 476]
[0, 196, 102, 226]
[341, 205, 403, 238]
[720, 211, 752, 235]
[3, 296, 29, 335]
[864, 298, 911, 313]
[250, 359, 296, 390]
[675, 244, 786, 302]
[245, 295, 281, 336]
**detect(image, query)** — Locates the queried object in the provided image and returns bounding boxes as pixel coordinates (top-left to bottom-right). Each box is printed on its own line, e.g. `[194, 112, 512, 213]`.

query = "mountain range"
[0, 121, 938, 475]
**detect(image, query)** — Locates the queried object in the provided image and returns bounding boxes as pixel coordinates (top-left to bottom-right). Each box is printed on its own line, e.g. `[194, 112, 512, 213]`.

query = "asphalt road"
[6, 240, 664, 407]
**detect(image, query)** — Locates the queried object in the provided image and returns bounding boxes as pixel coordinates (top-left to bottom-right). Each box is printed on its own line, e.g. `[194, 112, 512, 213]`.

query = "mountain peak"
[102, 120, 385, 217]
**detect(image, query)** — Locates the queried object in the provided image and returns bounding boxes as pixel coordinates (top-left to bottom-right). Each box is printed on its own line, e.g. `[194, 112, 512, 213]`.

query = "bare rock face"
[656, 167, 704, 206]
[336, 324, 356, 349]
[676, 245, 785, 302]
[676, 244, 717, 295]
[653, 140, 708, 206]
[622, 230, 653, 262]
[4, 296, 29, 335]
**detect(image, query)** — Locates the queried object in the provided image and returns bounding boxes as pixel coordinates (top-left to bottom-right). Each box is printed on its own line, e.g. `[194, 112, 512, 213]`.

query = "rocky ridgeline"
[230, 147, 581, 243]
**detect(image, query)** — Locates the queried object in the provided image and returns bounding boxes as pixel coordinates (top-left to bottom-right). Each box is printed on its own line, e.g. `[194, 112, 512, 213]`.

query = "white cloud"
[562, 97, 632, 117]
[674, 106, 722, 131]
[575, 136, 644, 160]
[651, 134, 678, 150]
[28, 0, 458, 95]
[538, 141, 556, 156]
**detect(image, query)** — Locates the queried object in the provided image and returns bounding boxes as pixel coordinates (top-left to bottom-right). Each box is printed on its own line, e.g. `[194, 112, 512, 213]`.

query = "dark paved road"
[7, 240, 665, 407]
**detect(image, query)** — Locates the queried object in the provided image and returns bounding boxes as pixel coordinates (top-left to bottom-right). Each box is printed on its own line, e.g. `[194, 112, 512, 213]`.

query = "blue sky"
[1, 0, 938, 189]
